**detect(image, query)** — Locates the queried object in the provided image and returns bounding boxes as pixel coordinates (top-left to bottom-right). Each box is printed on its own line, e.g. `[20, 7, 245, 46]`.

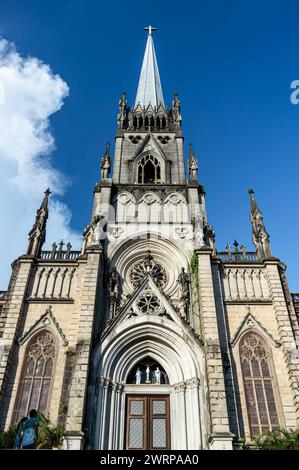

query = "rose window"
[129, 251, 167, 288]
[137, 291, 160, 314]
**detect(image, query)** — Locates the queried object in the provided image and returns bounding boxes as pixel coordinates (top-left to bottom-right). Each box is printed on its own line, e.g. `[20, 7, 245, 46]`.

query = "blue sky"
[0, 0, 298, 290]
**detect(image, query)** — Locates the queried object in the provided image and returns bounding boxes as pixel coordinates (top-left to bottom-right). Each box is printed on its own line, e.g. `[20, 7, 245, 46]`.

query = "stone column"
[114, 383, 124, 450]
[64, 245, 103, 449]
[196, 247, 233, 450]
[264, 260, 299, 426]
[0, 256, 34, 428]
[108, 382, 118, 450]
[173, 382, 187, 450]
[185, 378, 202, 449]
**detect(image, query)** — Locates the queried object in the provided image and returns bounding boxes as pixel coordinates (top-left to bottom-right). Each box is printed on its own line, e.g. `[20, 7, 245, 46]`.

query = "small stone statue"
[203, 221, 216, 250]
[117, 91, 127, 129]
[146, 364, 151, 384]
[92, 215, 104, 244]
[108, 268, 120, 301]
[177, 268, 190, 300]
[100, 143, 111, 179]
[177, 267, 190, 321]
[135, 367, 142, 384]
[154, 367, 161, 384]
[188, 143, 198, 179]
[195, 229, 204, 247]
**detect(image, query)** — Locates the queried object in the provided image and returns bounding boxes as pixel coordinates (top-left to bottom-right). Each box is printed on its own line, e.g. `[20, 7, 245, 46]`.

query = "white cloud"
[0, 38, 82, 288]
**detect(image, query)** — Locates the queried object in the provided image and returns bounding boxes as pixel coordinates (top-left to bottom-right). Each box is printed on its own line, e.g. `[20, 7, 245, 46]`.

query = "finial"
[248, 188, 272, 259]
[226, 244, 232, 257]
[45, 188, 51, 197]
[188, 143, 198, 179]
[233, 240, 239, 252]
[105, 142, 110, 155]
[144, 250, 153, 272]
[248, 187, 258, 212]
[240, 244, 246, 256]
[46, 305, 53, 315]
[144, 25, 157, 36]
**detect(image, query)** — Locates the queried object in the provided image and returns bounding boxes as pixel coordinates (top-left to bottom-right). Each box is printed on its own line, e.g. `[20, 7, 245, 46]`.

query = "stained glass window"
[239, 332, 280, 436]
[15, 331, 56, 422]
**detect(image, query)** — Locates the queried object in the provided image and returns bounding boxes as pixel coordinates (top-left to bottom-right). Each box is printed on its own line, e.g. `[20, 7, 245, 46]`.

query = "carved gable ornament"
[100, 274, 203, 348]
[230, 311, 280, 348]
[19, 305, 68, 346]
[133, 133, 166, 162]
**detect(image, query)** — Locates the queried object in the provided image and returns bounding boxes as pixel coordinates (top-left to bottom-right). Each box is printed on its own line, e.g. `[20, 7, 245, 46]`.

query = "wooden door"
[126, 395, 170, 450]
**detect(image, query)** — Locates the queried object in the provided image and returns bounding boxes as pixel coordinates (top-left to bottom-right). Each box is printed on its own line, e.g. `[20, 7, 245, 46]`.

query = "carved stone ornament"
[174, 382, 186, 393]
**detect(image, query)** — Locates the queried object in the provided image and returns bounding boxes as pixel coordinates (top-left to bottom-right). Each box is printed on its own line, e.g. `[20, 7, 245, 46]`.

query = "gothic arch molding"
[134, 150, 166, 184]
[91, 317, 207, 450]
[96, 319, 204, 383]
[107, 234, 191, 297]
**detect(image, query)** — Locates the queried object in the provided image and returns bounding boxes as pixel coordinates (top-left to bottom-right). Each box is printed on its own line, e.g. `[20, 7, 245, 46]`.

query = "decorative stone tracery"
[129, 250, 167, 289]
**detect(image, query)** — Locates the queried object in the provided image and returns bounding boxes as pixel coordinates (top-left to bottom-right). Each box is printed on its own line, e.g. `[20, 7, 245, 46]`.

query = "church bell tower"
[83, 27, 233, 451]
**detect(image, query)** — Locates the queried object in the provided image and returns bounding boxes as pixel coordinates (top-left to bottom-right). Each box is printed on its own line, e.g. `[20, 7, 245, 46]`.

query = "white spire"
[135, 26, 164, 108]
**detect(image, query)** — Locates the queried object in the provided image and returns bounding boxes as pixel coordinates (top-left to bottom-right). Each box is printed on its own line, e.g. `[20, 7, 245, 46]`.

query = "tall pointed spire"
[248, 188, 272, 259]
[135, 26, 164, 108]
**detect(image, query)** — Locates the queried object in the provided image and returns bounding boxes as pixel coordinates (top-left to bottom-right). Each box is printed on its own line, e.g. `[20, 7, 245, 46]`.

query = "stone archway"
[91, 317, 209, 450]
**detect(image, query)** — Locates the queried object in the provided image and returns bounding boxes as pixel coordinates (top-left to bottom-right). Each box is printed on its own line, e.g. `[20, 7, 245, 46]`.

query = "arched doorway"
[91, 317, 207, 450]
[125, 357, 170, 450]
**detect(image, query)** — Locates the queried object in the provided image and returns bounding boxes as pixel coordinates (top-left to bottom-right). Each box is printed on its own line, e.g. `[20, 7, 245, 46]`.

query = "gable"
[100, 275, 199, 344]
[133, 133, 167, 162]
[19, 305, 68, 346]
[230, 310, 280, 348]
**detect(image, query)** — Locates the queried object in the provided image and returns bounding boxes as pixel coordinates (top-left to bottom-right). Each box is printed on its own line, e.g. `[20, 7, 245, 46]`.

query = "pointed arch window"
[14, 331, 56, 423]
[138, 155, 161, 184]
[239, 332, 280, 436]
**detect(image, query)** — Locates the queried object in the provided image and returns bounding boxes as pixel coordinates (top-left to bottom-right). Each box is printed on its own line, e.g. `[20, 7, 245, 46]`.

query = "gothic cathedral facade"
[0, 29, 299, 450]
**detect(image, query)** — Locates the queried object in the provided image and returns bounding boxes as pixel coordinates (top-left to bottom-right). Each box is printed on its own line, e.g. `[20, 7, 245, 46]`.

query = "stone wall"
[212, 257, 299, 440]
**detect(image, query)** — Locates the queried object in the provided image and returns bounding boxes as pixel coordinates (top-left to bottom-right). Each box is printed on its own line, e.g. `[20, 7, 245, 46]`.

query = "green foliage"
[59, 401, 68, 416]
[65, 348, 76, 358]
[190, 254, 199, 289]
[0, 426, 17, 449]
[0, 413, 64, 449]
[243, 428, 299, 450]
[36, 412, 64, 449]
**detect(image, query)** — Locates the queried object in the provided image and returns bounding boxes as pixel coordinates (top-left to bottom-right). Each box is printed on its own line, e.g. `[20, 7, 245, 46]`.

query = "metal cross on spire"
[144, 25, 157, 36]
[135, 26, 164, 108]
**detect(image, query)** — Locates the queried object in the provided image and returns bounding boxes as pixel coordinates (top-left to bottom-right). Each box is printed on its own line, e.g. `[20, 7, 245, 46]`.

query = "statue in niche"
[146, 364, 151, 384]
[154, 367, 161, 384]
[135, 367, 142, 384]
[177, 267, 190, 301]
[177, 267, 190, 321]
[108, 268, 120, 301]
